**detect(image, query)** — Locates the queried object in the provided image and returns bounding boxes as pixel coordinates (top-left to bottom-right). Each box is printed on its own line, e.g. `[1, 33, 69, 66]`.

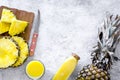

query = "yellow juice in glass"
[26, 60, 45, 79]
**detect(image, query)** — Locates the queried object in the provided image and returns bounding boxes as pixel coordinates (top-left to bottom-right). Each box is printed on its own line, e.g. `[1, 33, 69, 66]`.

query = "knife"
[30, 10, 40, 56]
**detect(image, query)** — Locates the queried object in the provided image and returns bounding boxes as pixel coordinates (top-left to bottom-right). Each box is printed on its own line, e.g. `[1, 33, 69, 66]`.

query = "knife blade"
[30, 10, 40, 56]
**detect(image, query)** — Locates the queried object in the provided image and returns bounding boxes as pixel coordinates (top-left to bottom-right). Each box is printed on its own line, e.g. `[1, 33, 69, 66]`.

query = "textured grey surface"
[0, 0, 120, 80]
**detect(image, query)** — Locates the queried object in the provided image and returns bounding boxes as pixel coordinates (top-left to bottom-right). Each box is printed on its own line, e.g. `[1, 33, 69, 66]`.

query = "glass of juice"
[26, 60, 45, 80]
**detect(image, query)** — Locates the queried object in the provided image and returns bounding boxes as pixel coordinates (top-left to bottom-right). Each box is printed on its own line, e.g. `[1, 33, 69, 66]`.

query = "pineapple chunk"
[9, 20, 28, 36]
[0, 21, 10, 34]
[0, 37, 19, 68]
[12, 36, 28, 67]
[1, 9, 16, 23]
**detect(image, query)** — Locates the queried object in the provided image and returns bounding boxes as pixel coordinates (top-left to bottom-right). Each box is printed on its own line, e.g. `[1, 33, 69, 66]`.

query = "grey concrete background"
[0, 0, 120, 80]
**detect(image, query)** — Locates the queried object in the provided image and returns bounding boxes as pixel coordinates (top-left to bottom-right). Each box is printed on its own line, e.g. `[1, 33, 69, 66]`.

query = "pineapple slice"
[0, 37, 19, 68]
[1, 8, 16, 23]
[12, 36, 29, 67]
[9, 19, 28, 36]
[0, 21, 10, 34]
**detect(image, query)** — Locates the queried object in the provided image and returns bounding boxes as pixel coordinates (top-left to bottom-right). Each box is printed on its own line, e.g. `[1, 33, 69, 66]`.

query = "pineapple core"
[1, 9, 16, 23]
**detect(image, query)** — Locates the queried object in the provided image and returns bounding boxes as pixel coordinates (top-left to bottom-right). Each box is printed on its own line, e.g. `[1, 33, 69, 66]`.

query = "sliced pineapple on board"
[0, 21, 10, 34]
[1, 8, 16, 23]
[9, 19, 28, 36]
[0, 36, 19, 68]
[12, 36, 29, 67]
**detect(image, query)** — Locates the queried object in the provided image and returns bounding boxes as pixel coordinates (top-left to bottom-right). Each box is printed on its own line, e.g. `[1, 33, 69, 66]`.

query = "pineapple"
[12, 36, 29, 67]
[1, 8, 16, 23]
[9, 19, 28, 36]
[0, 21, 10, 34]
[76, 14, 120, 80]
[76, 65, 110, 80]
[0, 36, 19, 68]
[0, 8, 28, 36]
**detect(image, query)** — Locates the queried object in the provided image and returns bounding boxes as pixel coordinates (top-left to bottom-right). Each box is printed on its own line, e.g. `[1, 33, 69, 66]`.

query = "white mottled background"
[0, 0, 120, 80]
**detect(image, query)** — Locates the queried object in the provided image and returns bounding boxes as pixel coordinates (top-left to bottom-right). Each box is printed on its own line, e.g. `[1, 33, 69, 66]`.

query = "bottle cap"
[72, 53, 80, 60]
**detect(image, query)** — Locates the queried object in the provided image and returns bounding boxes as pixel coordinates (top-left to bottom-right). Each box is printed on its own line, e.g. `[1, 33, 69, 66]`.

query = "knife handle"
[30, 33, 38, 56]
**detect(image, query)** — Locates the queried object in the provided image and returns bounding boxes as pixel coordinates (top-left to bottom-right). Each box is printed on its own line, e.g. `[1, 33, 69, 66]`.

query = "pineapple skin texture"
[76, 64, 110, 80]
[1, 9, 16, 23]
[0, 21, 10, 34]
[12, 36, 29, 67]
[52, 56, 78, 80]
[9, 20, 28, 36]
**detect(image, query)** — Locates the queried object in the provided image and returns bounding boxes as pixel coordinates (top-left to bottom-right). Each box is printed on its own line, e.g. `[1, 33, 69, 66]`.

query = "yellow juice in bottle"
[26, 60, 45, 79]
[52, 54, 80, 80]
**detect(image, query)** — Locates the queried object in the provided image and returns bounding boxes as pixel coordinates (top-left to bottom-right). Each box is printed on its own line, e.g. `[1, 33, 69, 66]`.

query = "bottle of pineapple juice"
[52, 54, 80, 80]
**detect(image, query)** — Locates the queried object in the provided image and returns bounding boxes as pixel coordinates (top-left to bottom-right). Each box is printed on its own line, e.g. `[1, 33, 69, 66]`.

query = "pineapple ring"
[12, 36, 29, 67]
[0, 36, 19, 68]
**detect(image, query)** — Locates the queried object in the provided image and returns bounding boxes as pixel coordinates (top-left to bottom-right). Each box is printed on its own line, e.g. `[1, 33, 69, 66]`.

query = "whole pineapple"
[76, 14, 120, 80]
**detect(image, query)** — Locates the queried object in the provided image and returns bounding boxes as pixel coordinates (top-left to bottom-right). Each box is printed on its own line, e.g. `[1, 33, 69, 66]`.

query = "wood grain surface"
[0, 6, 35, 42]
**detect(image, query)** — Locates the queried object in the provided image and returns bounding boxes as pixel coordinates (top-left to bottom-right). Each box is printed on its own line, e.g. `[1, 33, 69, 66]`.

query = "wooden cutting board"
[0, 6, 35, 43]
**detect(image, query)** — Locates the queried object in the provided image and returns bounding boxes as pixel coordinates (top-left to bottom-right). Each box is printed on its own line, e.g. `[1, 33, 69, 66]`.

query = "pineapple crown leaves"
[91, 13, 120, 71]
